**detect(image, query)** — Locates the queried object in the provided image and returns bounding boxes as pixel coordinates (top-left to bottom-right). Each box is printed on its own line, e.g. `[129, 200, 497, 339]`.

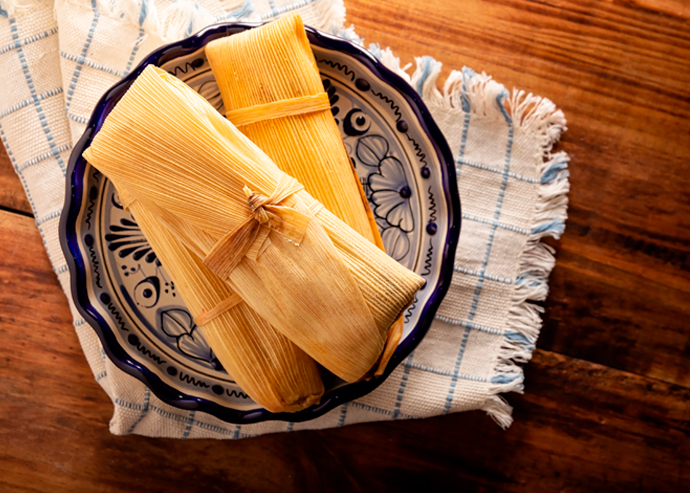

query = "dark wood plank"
[0, 146, 32, 216]
[541, 220, 690, 387]
[1, 210, 689, 492]
[346, 0, 690, 385]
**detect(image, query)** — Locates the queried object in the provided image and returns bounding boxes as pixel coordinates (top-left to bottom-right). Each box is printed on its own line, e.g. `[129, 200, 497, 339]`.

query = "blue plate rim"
[59, 21, 461, 424]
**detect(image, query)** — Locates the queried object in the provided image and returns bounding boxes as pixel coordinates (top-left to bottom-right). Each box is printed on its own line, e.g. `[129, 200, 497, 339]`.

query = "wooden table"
[1, 0, 689, 491]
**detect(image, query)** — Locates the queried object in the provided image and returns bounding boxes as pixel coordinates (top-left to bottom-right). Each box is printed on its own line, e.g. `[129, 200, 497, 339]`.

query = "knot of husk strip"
[246, 186, 272, 225]
[203, 173, 312, 280]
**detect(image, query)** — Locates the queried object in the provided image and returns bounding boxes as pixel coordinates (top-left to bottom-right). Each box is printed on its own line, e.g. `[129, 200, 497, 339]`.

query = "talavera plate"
[60, 22, 460, 424]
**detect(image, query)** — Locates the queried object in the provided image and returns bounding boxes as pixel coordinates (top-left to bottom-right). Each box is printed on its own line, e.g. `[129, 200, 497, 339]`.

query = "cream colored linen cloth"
[0, 0, 569, 438]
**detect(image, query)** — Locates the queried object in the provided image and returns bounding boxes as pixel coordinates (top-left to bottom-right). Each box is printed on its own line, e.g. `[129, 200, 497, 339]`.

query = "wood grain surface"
[1, 0, 689, 491]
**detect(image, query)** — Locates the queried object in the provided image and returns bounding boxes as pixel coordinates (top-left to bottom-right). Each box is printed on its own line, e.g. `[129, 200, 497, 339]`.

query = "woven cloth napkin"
[0, 0, 569, 438]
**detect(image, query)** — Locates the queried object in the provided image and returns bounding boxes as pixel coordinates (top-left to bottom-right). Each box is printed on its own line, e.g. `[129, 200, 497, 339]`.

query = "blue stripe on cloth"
[337, 403, 348, 427]
[453, 265, 514, 285]
[233, 424, 242, 439]
[461, 213, 530, 236]
[415, 56, 434, 95]
[286, 422, 294, 432]
[114, 397, 146, 410]
[496, 89, 512, 124]
[259, 0, 317, 20]
[150, 405, 189, 422]
[454, 67, 475, 178]
[531, 219, 565, 236]
[0, 87, 64, 119]
[60, 50, 125, 78]
[123, 28, 145, 77]
[122, 0, 149, 76]
[186, 2, 197, 36]
[126, 388, 150, 434]
[504, 331, 535, 351]
[404, 361, 452, 377]
[434, 315, 503, 336]
[66, 112, 89, 125]
[10, 18, 66, 174]
[460, 67, 475, 113]
[269, 0, 279, 16]
[541, 161, 569, 183]
[139, 0, 150, 25]
[443, 88, 514, 411]
[0, 27, 58, 55]
[35, 209, 62, 226]
[402, 360, 490, 382]
[17, 144, 72, 173]
[516, 273, 545, 288]
[192, 419, 235, 436]
[349, 401, 415, 419]
[491, 373, 523, 385]
[54, 264, 68, 275]
[455, 157, 540, 184]
[65, 0, 100, 110]
[215, 0, 254, 21]
[96, 347, 108, 380]
[443, 327, 470, 413]
[392, 352, 414, 419]
[468, 89, 512, 316]
[182, 410, 196, 438]
[0, 5, 7, 17]
[100, 348, 108, 377]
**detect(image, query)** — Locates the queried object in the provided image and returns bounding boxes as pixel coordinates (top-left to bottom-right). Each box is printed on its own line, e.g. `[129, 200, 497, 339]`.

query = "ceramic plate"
[60, 22, 460, 423]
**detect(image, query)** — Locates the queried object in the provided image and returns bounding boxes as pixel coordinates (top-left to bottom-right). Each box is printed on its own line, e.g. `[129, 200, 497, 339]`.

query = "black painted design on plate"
[179, 371, 210, 388]
[317, 58, 355, 81]
[85, 186, 98, 229]
[85, 234, 102, 289]
[159, 308, 218, 365]
[421, 237, 434, 277]
[168, 58, 204, 77]
[127, 333, 166, 365]
[227, 389, 249, 399]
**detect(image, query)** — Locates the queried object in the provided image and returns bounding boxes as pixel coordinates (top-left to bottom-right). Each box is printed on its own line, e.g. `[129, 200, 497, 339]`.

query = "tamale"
[115, 184, 324, 412]
[206, 13, 403, 376]
[83, 65, 425, 382]
[206, 13, 376, 244]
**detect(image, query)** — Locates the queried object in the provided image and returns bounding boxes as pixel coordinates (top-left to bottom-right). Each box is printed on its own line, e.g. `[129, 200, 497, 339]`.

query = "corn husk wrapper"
[114, 185, 324, 412]
[83, 65, 425, 382]
[206, 13, 405, 377]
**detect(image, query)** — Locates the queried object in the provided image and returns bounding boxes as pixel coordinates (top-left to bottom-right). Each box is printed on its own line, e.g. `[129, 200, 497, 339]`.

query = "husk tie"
[225, 93, 330, 127]
[204, 174, 311, 280]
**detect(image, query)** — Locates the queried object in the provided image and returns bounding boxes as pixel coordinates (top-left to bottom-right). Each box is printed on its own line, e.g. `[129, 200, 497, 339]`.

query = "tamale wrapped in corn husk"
[83, 65, 425, 382]
[114, 184, 324, 412]
[206, 13, 377, 245]
[206, 13, 404, 376]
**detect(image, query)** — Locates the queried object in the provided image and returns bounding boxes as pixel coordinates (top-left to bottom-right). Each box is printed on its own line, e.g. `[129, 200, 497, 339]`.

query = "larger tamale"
[82, 65, 425, 382]
[115, 184, 324, 413]
[206, 13, 404, 375]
